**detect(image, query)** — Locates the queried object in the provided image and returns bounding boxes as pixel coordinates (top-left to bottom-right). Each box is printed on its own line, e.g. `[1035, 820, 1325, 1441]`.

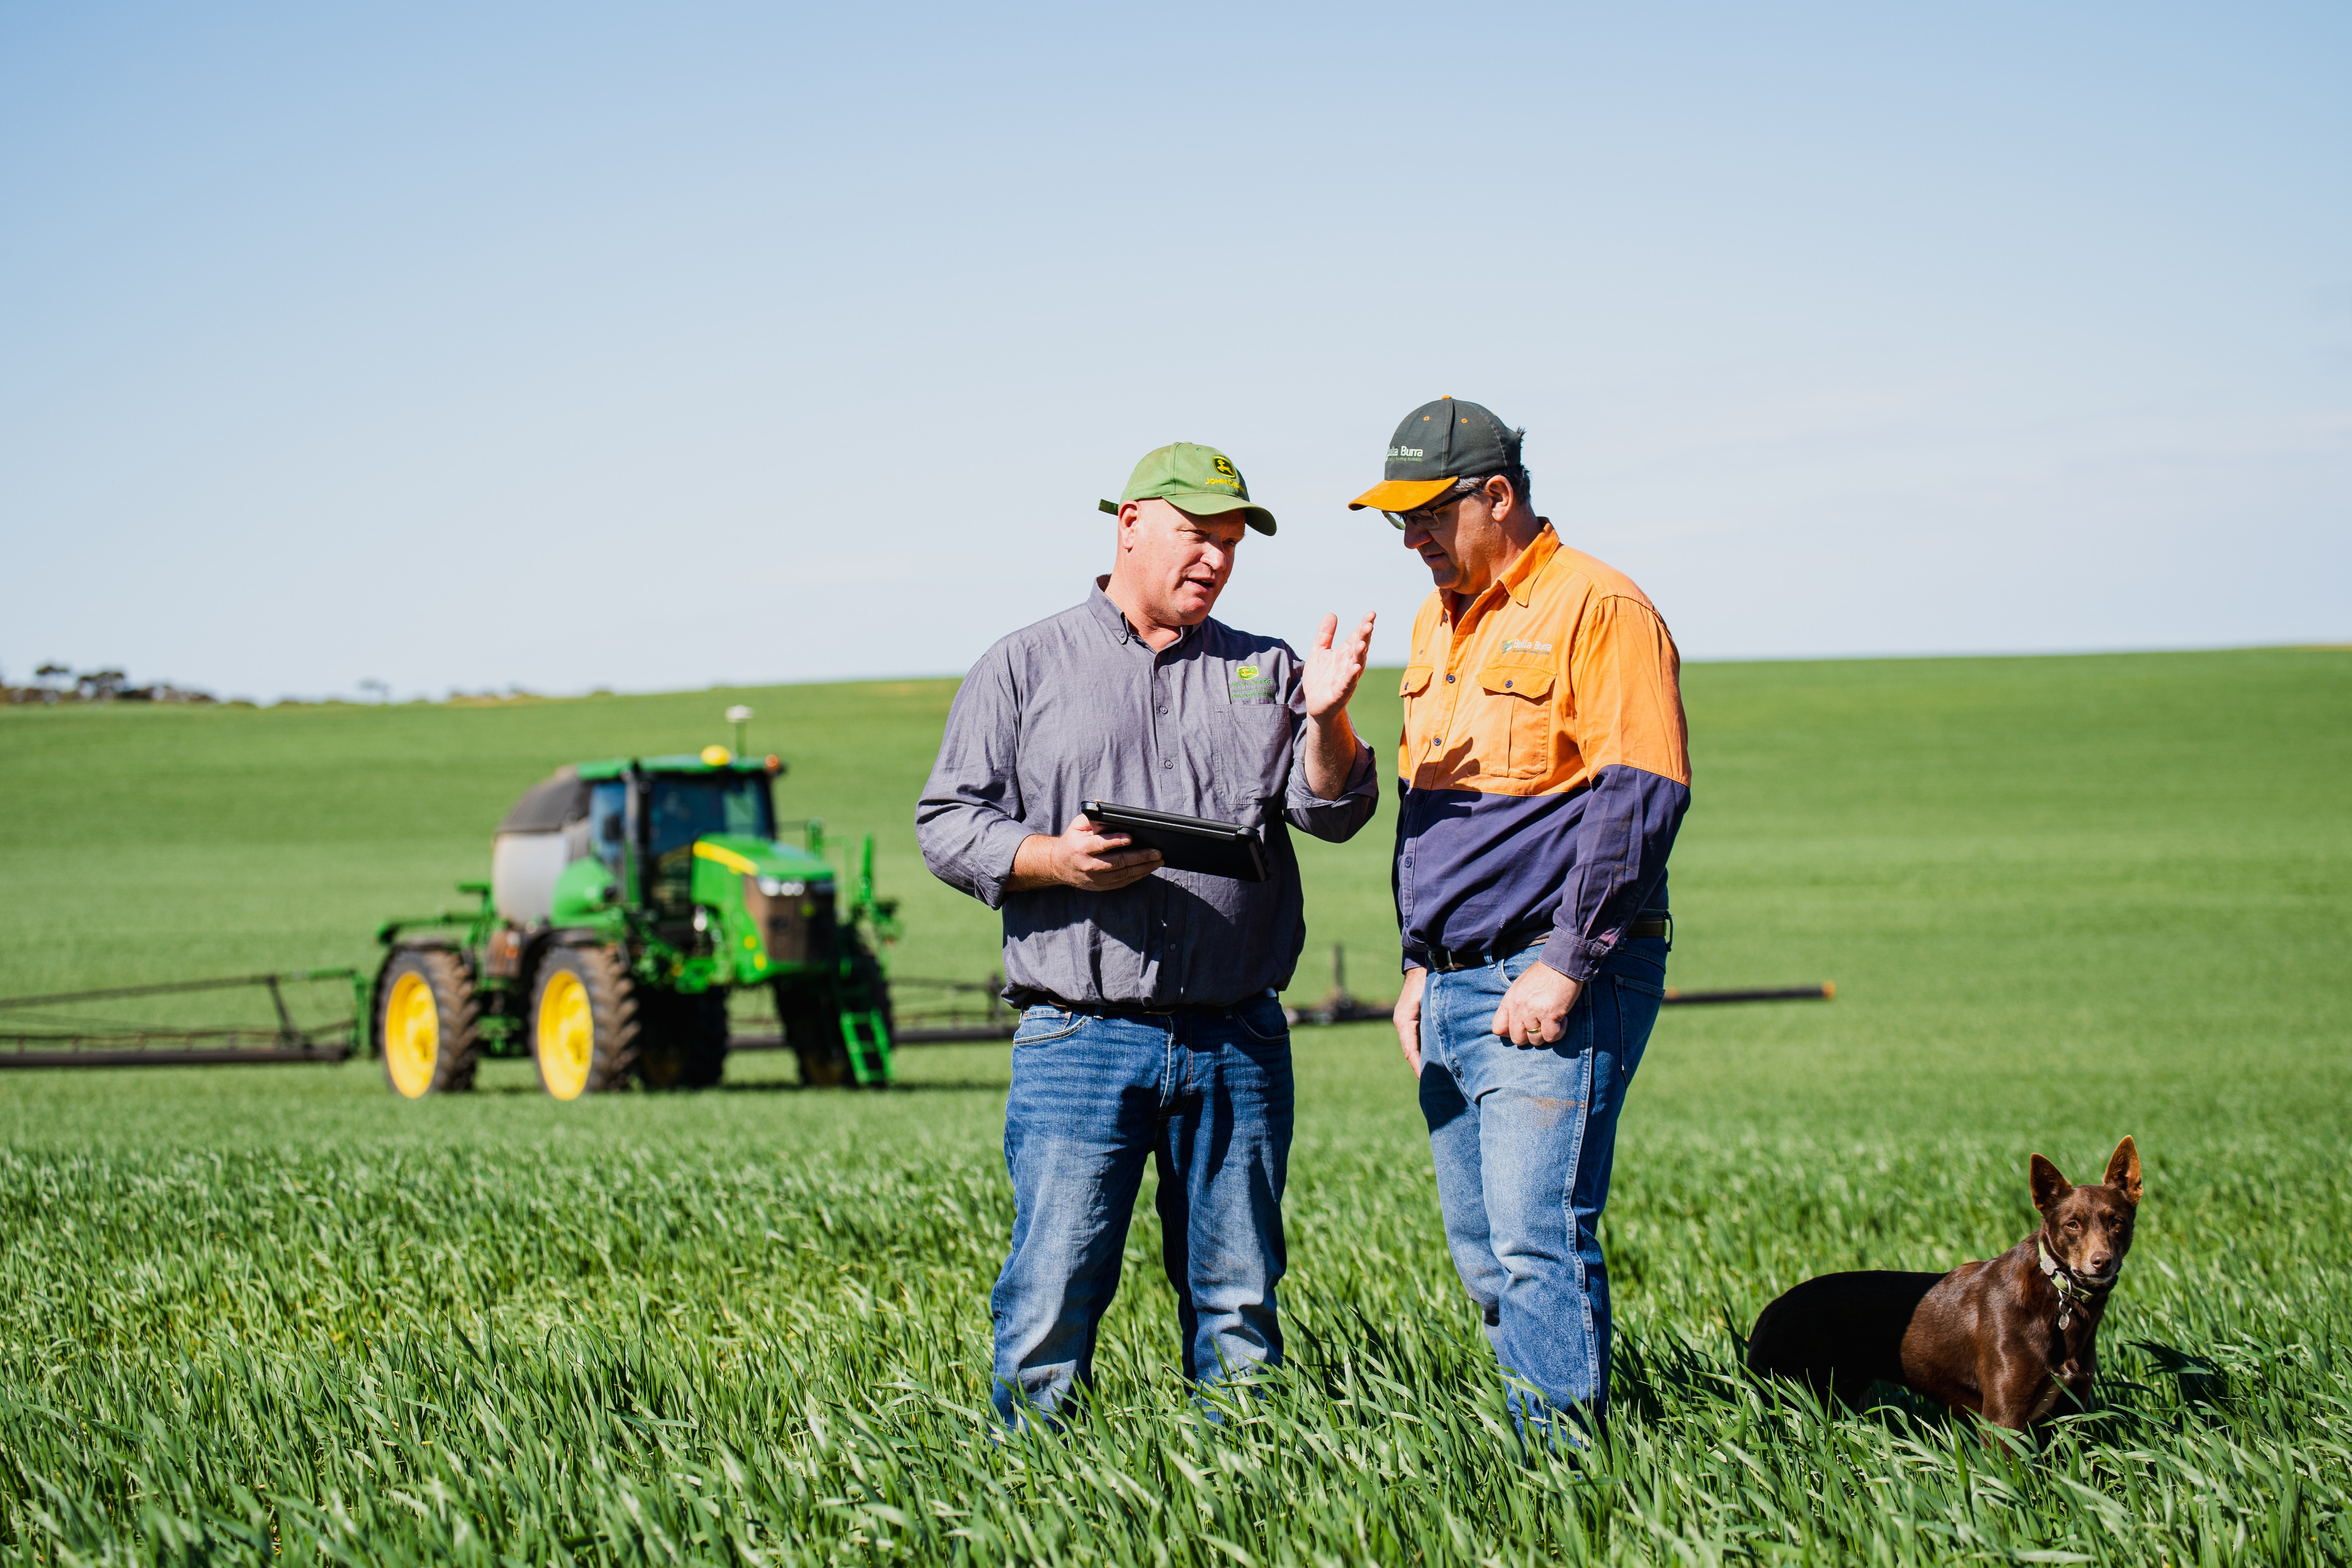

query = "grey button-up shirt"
[917, 582, 1379, 1008]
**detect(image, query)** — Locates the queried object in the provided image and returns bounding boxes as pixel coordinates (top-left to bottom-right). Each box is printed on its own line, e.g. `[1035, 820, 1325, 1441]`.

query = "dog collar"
[2036, 1237, 2106, 1331]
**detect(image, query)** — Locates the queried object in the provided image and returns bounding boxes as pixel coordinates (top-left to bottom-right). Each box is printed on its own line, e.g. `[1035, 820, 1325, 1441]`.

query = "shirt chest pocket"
[1477, 662, 1556, 780]
[1214, 702, 1294, 808]
[1399, 665, 1436, 719]
[1398, 666, 1434, 768]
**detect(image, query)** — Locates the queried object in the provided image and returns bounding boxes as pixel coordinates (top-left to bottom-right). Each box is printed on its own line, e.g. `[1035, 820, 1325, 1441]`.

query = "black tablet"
[1081, 800, 1269, 882]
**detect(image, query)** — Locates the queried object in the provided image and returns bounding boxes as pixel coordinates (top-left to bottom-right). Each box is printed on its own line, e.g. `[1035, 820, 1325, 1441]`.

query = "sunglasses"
[1383, 476, 1490, 531]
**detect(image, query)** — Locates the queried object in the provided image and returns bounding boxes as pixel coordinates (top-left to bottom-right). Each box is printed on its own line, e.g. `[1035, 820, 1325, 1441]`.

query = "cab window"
[648, 775, 776, 857]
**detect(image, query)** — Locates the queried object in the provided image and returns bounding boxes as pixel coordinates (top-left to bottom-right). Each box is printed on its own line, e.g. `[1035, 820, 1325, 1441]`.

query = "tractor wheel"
[529, 944, 643, 1100]
[637, 989, 729, 1090]
[775, 982, 851, 1087]
[377, 949, 481, 1098]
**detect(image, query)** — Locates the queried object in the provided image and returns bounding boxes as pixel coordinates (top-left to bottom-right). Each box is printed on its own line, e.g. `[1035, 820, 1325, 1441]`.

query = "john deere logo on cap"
[1210, 456, 1239, 486]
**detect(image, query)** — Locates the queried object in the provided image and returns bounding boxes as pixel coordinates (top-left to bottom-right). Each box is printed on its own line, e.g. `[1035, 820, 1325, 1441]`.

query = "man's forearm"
[1302, 711, 1361, 800]
[1005, 834, 1058, 893]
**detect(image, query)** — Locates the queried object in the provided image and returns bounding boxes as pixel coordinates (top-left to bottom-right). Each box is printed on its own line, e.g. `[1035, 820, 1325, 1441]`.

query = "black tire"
[528, 944, 644, 1100]
[775, 981, 850, 1087]
[638, 989, 729, 1090]
[375, 948, 480, 1097]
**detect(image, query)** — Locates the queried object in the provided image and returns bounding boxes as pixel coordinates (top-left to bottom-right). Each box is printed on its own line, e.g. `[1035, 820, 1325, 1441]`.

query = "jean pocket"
[1013, 1006, 1084, 1046]
[1236, 994, 1292, 1042]
[1609, 970, 1667, 1001]
[1603, 940, 1668, 992]
[1499, 943, 1550, 984]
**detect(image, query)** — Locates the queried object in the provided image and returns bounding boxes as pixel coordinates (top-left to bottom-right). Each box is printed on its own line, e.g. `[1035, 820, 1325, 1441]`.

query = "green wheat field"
[1, 647, 2347, 1565]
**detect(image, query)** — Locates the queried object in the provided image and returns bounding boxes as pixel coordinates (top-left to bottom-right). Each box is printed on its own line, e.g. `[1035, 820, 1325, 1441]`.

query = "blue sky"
[3, 3, 2346, 701]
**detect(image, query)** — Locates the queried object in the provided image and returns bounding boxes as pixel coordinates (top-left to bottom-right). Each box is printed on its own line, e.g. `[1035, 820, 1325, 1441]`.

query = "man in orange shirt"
[1350, 397, 1691, 1438]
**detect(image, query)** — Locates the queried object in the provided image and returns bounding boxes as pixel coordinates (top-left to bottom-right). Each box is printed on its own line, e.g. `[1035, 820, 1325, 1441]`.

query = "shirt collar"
[1444, 521, 1560, 625]
[1088, 578, 1194, 649]
[1496, 521, 1559, 608]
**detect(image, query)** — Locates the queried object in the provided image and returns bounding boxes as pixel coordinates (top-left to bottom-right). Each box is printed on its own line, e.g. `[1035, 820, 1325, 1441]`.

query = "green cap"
[1346, 397, 1523, 512]
[1098, 441, 1277, 535]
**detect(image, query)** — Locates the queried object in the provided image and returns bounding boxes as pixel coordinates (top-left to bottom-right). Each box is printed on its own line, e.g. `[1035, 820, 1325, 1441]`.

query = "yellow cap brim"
[1347, 477, 1456, 512]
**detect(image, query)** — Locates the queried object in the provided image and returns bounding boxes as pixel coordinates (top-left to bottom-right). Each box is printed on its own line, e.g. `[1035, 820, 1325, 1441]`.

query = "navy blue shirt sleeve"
[1538, 765, 1689, 982]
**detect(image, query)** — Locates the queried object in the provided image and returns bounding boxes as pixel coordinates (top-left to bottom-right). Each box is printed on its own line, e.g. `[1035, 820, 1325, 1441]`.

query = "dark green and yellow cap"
[1098, 441, 1277, 535]
[1347, 396, 1523, 513]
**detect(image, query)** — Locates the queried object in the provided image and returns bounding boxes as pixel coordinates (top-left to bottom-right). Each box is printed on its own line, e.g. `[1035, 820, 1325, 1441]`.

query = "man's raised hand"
[1008, 813, 1163, 894]
[1302, 611, 1376, 721]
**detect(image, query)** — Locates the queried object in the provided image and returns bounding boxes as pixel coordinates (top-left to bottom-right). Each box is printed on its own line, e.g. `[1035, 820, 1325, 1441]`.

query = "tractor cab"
[493, 751, 842, 978]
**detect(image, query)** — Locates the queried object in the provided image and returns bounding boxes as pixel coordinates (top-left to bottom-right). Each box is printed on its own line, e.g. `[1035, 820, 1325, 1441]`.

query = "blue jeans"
[990, 994, 1294, 1426]
[1417, 937, 1668, 1431]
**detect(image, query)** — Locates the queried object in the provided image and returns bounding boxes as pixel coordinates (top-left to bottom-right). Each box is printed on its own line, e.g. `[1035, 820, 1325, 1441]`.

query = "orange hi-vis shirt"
[1394, 522, 1691, 981]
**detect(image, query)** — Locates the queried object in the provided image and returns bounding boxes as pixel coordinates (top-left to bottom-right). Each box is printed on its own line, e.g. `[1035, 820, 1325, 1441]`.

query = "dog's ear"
[2030, 1154, 2071, 1214]
[2104, 1136, 2142, 1205]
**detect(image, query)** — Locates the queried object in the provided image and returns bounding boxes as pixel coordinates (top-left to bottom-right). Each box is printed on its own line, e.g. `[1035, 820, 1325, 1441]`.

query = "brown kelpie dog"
[1748, 1137, 2142, 1431]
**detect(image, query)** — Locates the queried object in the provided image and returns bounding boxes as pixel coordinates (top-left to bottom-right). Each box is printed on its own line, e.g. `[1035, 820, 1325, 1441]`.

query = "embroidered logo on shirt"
[1502, 638, 1554, 654]
[1228, 663, 1277, 705]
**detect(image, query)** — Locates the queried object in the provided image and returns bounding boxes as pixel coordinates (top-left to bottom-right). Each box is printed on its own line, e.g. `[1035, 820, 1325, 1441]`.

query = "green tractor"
[372, 741, 899, 1099]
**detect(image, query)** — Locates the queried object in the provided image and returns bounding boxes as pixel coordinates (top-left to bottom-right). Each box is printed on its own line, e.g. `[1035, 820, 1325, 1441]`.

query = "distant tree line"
[3, 663, 218, 705]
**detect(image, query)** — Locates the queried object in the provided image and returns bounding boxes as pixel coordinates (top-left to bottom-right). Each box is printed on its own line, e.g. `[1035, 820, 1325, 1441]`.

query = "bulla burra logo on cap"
[1210, 455, 1240, 487]
[1388, 445, 1425, 459]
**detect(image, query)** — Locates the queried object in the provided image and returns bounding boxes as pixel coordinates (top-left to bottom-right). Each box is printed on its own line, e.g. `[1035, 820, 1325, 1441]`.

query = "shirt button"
[1163, 758, 1173, 768]
[1445, 673, 1455, 683]
[1158, 706, 1168, 714]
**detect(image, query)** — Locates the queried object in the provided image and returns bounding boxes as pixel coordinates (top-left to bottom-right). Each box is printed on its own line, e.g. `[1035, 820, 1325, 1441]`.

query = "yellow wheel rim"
[383, 972, 440, 1099]
[537, 970, 595, 1101]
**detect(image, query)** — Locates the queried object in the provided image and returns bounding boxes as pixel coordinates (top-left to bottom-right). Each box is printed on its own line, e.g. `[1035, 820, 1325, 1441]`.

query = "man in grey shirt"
[918, 440, 1378, 1425]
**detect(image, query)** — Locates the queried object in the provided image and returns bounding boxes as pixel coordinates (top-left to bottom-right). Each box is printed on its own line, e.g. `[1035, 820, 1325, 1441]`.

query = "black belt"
[1422, 914, 1671, 974]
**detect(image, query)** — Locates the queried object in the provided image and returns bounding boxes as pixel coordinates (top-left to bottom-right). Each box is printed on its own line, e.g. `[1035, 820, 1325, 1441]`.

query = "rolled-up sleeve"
[1283, 723, 1378, 842]
[1279, 656, 1379, 843]
[915, 646, 1035, 911]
